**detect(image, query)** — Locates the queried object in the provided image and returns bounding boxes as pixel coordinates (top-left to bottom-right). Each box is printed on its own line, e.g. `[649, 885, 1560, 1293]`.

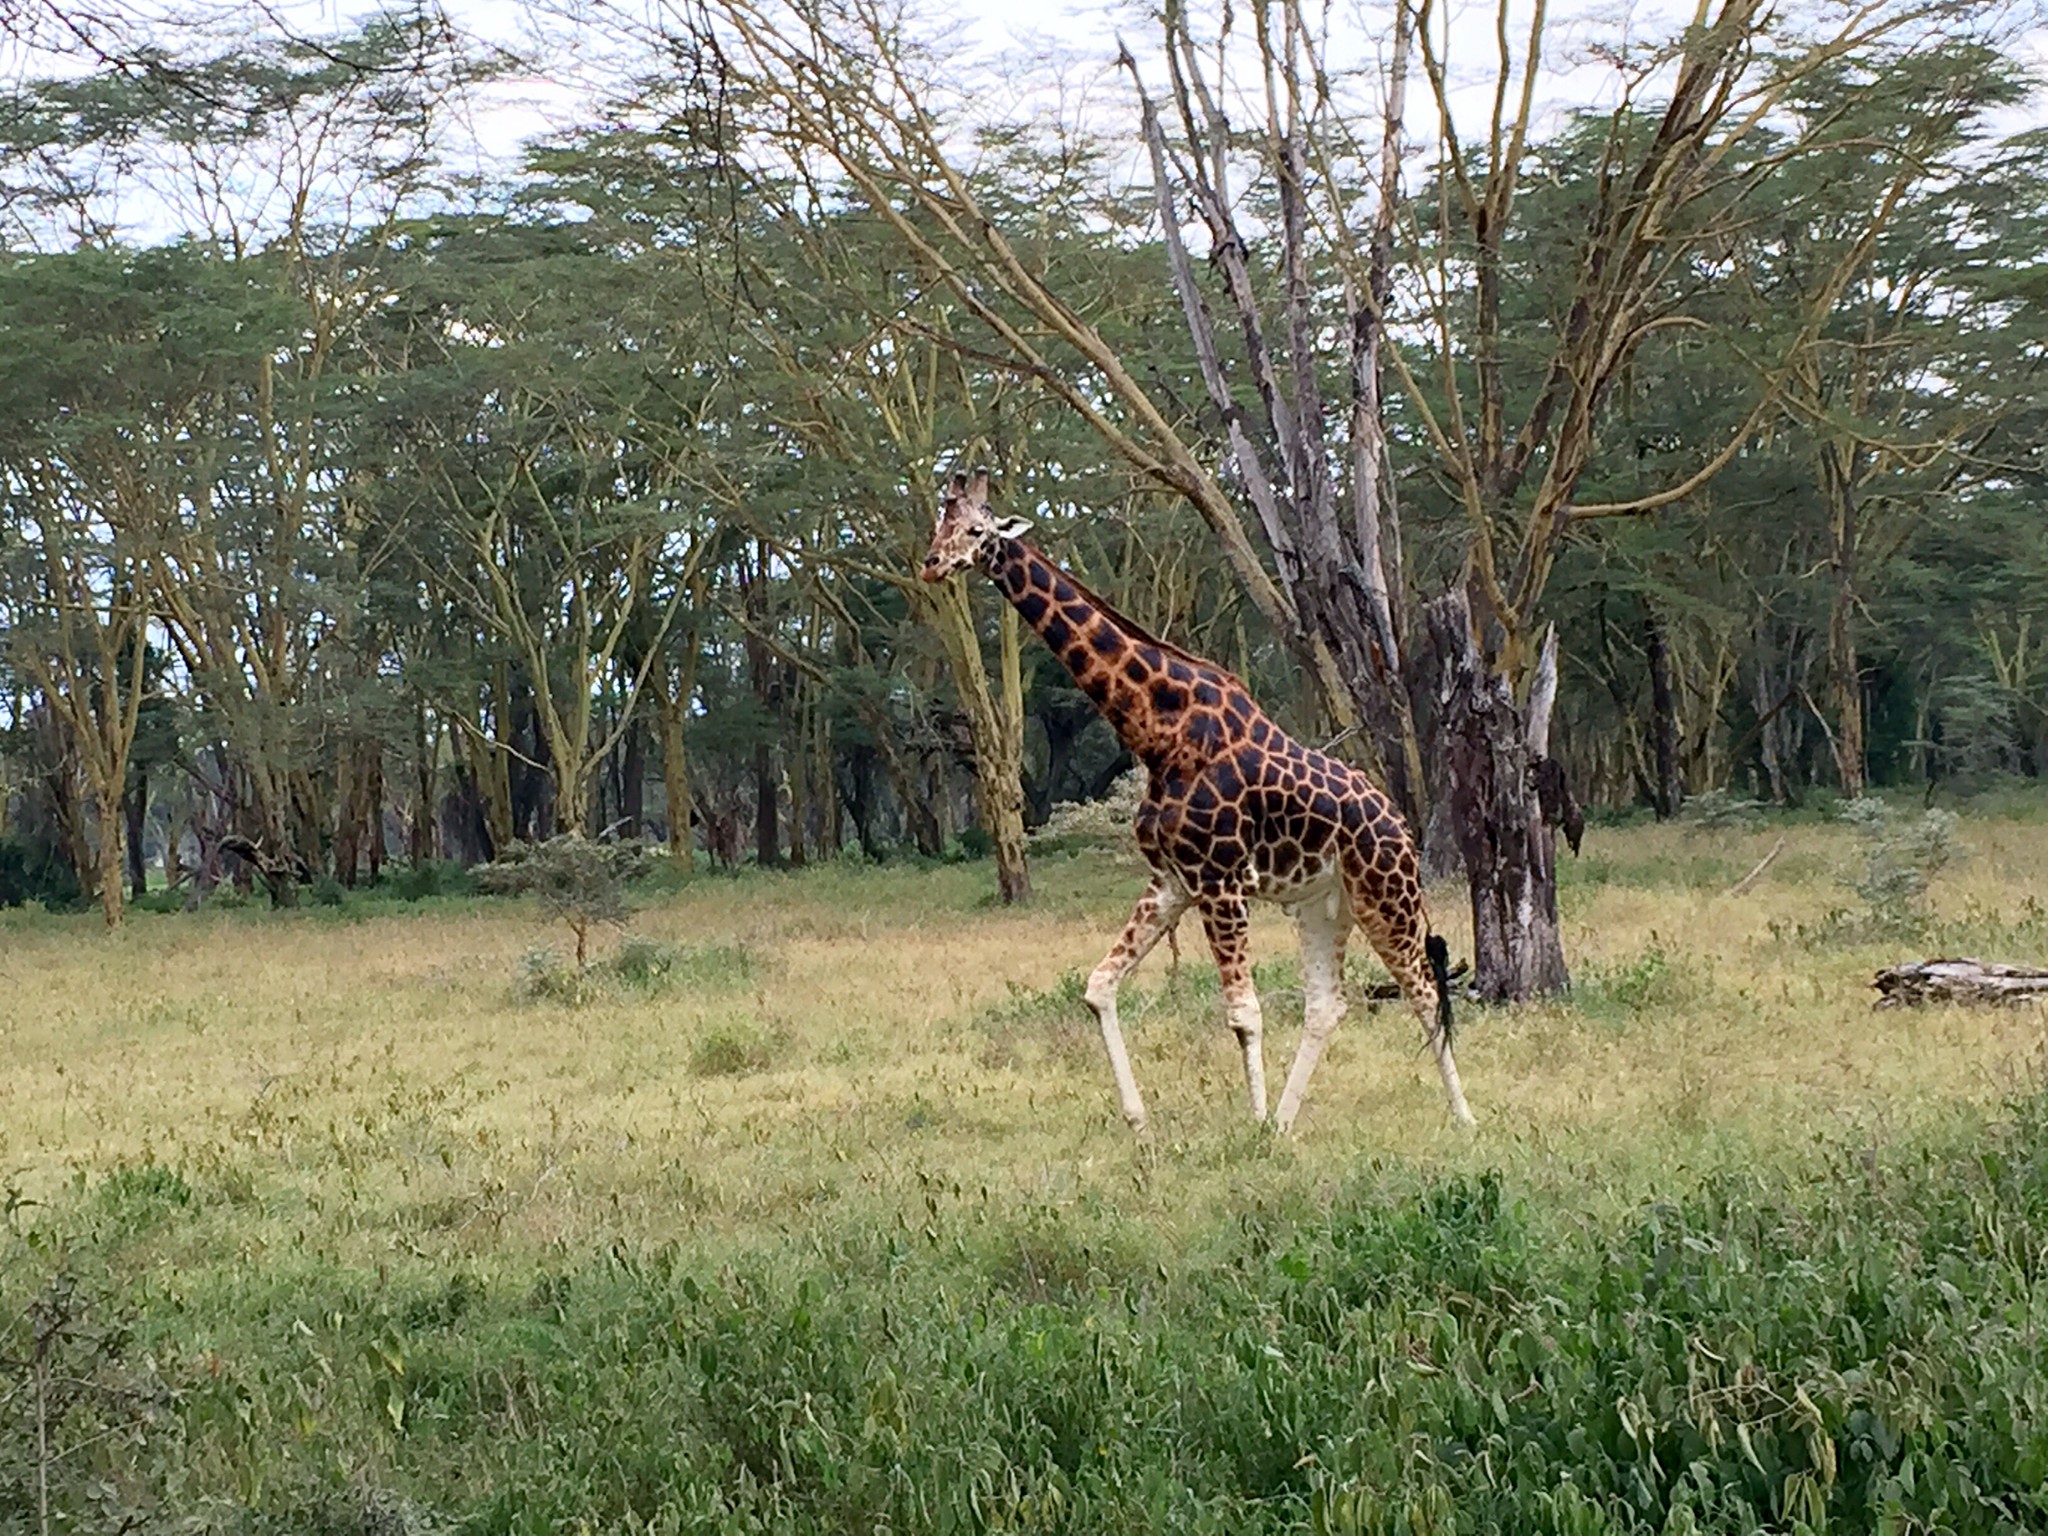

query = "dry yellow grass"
[4, 809, 2046, 1264]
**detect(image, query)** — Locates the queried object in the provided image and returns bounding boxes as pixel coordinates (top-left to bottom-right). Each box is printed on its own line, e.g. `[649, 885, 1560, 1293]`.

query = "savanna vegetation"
[4, 0, 2048, 1528]
[6, 804, 2048, 1530]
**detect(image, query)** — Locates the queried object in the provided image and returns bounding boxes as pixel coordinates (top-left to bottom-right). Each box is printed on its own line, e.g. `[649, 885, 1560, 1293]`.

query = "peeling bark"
[1426, 592, 1570, 1000]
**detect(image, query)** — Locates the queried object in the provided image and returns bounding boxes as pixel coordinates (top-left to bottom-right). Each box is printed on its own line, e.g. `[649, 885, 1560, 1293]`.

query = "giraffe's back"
[1142, 709, 1415, 906]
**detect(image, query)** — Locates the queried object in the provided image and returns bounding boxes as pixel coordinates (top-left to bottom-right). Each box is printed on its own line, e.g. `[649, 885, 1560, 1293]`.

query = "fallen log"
[1872, 958, 2048, 1008]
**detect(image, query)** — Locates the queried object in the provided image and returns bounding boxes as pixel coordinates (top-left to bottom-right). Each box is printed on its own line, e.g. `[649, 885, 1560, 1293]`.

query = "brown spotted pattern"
[921, 472, 1473, 1132]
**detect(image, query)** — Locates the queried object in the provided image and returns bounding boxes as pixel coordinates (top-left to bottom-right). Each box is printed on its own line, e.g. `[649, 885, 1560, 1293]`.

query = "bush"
[519, 946, 592, 1004]
[517, 939, 757, 1006]
[605, 936, 678, 991]
[1030, 769, 1146, 861]
[387, 859, 477, 902]
[1680, 788, 1767, 833]
[0, 831, 83, 910]
[1574, 942, 1709, 1027]
[477, 835, 650, 967]
[690, 1019, 785, 1076]
[1841, 796, 1965, 932]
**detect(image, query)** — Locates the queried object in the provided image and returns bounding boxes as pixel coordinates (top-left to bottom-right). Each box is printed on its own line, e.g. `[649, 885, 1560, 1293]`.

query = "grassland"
[5, 801, 2048, 1532]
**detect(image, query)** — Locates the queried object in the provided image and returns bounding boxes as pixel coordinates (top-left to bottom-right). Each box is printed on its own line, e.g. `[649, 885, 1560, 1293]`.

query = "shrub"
[1680, 788, 1767, 833]
[1575, 942, 1708, 1027]
[0, 832, 83, 910]
[1029, 769, 1146, 861]
[387, 858, 477, 902]
[477, 835, 650, 968]
[605, 936, 677, 991]
[690, 1020, 785, 1077]
[519, 946, 593, 1005]
[517, 938, 755, 1006]
[1841, 796, 1965, 932]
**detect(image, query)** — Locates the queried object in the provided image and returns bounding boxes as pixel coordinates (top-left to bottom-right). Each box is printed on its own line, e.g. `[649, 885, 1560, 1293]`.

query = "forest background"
[2, 0, 2044, 972]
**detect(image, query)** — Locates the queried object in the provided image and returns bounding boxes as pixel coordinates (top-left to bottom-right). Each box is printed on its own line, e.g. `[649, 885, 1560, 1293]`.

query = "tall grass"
[4, 803, 2048, 1529]
[6, 1086, 2047, 1532]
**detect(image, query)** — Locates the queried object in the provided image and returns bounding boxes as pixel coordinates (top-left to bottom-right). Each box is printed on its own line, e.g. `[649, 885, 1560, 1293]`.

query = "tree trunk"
[1874, 959, 2048, 1008]
[657, 653, 695, 870]
[1827, 603, 1865, 799]
[1823, 447, 1867, 797]
[786, 688, 810, 868]
[923, 578, 1031, 903]
[1644, 603, 1683, 818]
[94, 782, 125, 929]
[334, 741, 361, 886]
[1425, 591, 1571, 1001]
[754, 743, 778, 867]
[364, 748, 385, 883]
[620, 715, 647, 839]
[813, 705, 841, 857]
[124, 774, 147, 900]
[412, 697, 438, 865]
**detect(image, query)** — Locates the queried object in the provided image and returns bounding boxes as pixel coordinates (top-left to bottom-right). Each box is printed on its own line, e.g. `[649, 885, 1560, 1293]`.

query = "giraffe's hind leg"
[1274, 889, 1351, 1133]
[1084, 878, 1191, 1134]
[1196, 891, 1267, 1121]
[1344, 851, 1476, 1127]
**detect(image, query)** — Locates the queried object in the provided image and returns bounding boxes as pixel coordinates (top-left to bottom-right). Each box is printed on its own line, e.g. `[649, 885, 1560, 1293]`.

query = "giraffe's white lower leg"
[1223, 979, 1268, 1121]
[1198, 894, 1266, 1122]
[1275, 893, 1349, 1133]
[1085, 982, 1149, 1131]
[1431, 1022, 1476, 1127]
[1084, 880, 1190, 1134]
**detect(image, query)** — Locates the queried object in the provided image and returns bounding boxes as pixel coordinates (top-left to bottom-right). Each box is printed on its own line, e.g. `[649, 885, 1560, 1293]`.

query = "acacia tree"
[378, 219, 702, 834]
[2, 7, 506, 887]
[673, 0, 2001, 998]
[1750, 49, 2047, 796]
[0, 246, 244, 925]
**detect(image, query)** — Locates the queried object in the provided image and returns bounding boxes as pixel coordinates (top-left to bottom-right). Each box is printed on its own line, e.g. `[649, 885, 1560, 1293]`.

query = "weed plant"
[6, 1091, 2048, 1532]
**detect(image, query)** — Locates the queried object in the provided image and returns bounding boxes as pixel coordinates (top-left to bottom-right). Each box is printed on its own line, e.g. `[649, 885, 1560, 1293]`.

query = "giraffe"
[920, 471, 1474, 1133]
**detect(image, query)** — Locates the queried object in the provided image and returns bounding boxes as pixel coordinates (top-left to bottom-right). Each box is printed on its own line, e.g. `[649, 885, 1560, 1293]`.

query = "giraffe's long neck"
[987, 539, 1186, 769]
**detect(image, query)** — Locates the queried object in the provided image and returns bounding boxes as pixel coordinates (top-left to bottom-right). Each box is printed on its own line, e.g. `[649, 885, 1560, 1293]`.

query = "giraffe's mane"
[1034, 546, 1251, 694]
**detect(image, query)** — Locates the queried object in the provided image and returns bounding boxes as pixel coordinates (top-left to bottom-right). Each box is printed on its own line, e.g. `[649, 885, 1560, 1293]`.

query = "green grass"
[6, 805, 2048, 1531]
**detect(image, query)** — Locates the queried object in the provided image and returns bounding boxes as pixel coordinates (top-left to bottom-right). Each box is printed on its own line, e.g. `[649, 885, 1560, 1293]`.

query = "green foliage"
[1030, 769, 1147, 862]
[519, 938, 756, 1005]
[10, 1092, 2048, 1531]
[1841, 797, 1965, 933]
[690, 1019, 786, 1077]
[90, 1161, 194, 1237]
[1574, 943, 1710, 1028]
[387, 861, 478, 903]
[1680, 790, 1767, 834]
[0, 832, 83, 910]
[477, 835, 651, 966]
[518, 946, 591, 1005]
[606, 936, 678, 991]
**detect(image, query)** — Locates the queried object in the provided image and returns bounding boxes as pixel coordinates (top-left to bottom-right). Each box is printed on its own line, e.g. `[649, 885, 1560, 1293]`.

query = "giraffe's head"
[920, 469, 1030, 583]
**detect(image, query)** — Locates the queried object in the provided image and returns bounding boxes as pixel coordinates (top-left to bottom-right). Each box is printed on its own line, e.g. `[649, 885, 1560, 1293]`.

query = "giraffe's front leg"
[1275, 890, 1350, 1133]
[1198, 892, 1266, 1121]
[1084, 879, 1191, 1134]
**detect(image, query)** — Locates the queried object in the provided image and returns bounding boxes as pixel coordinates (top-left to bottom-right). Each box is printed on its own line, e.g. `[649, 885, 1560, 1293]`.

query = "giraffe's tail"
[1424, 933, 1454, 1048]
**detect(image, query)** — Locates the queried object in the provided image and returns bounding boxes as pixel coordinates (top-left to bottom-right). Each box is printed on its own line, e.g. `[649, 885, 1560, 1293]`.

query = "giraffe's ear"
[994, 516, 1033, 540]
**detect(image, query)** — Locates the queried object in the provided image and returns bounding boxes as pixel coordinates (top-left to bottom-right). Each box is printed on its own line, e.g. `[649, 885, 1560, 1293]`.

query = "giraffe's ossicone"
[922, 469, 1474, 1134]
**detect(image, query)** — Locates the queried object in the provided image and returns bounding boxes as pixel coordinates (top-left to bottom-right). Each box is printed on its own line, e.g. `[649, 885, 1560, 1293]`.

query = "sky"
[4, 0, 2044, 243]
